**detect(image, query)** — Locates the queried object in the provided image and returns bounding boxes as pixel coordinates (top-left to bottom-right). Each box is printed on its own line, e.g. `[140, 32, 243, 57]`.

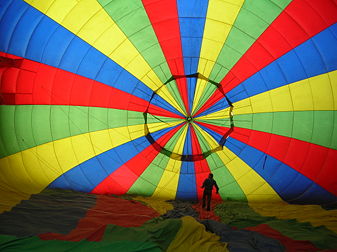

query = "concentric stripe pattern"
[0, 0, 336, 208]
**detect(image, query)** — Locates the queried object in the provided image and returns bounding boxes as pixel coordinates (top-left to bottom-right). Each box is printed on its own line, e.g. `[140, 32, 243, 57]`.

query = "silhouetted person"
[201, 173, 219, 211]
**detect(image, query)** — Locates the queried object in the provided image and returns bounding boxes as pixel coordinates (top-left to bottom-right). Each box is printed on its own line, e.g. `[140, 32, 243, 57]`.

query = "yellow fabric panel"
[196, 107, 231, 120]
[0, 189, 30, 214]
[216, 148, 283, 202]
[234, 70, 337, 115]
[155, 83, 186, 115]
[35, 143, 63, 176]
[70, 133, 96, 163]
[232, 97, 253, 115]
[193, 0, 244, 113]
[90, 129, 114, 154]
[249, 202, 337, 233]
[133, 196, 174, 215]
[148, 120, 184, 134]
[331, 71, 337, 109]
[24, 0, 184, 115]
[53, 137, 87, 173]
[151, 160, 182, 200]
[4, 151, 47, 191]
[198, 0, 244, 77]
[191, 76, 209, 114]
[0, 121, 180, 211]
[27, 0, 76, 21]
[167, 216, 228, 252]
[152, 125, 188, 199]
[308, 71, 335, 110]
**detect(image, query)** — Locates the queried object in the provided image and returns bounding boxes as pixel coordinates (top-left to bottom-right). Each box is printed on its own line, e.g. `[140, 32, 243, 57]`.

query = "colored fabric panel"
[196, 0, 337, 116]
[167, 216, 228, 251]
[1, 0, 337, 208]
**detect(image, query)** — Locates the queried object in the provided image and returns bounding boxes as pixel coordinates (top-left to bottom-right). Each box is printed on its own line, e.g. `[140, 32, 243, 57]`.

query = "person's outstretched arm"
[214, 181, 219, 194]
[201, 179, 205, 189]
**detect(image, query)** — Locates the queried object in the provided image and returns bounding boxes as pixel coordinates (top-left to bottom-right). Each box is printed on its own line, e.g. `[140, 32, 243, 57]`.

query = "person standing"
[201, 173, 219, 211]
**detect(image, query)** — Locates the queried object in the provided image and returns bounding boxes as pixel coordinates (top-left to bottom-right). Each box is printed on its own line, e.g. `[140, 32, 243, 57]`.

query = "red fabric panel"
[142, 0, 189, 113]
[192, 200, 222, 221]
[196, 121, 231, 136]
[190, 125, 217, 200]
[231, 127, 337, 196]
[0, 52, 182, 119]
[39, 195, 160, 241]
[195, 0, 337, 116]
[92, 124, 184, 195]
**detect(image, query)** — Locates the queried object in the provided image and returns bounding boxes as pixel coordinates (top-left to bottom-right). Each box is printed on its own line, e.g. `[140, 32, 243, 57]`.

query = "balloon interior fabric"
[0, 0, 337, 251]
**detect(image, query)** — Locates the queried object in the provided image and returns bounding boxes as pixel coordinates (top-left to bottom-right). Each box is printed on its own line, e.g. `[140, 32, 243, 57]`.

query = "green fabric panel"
[165, 81, 187, 115]
[146, 113, 183, 124]
[142, 49, 171, 81]
[129, 125, 187, 196]
[98, 0, 169, 83]
[99, 0, 186, 112]
[193, 84, 217, 115]
[234, 111, 337, 149]
[0, 106, 20, 157]
[197, 119, 231, 128]
[117, 110, 179, 126]
[69, 106, 89, 136]
[0, 235, 160, 252]
[270, 112, 294, 137]
[1, 105, 181, 158]
[193, 125, 214, 153]
[233, 113, 253, 129]
[209, 0, 292, 83]
[215, 201, 337, 250]
[15, 106, 36, 153]
[128, 154, 170, 196]
[0, 138, 6, 160]
[108, 109, 142, 127]
[89, 107, 108, 132]
[0, 218, 182, 251]
[31, 106, 52, 148]
[103, 218, 182, 250]
[267, 220, 337, 250]
[303, 111, 336, 149]
[50, 106, 71, 141]
[252, 113, 274, 133]
[206, 153, 247, 201]
[163, 124, 187, 152]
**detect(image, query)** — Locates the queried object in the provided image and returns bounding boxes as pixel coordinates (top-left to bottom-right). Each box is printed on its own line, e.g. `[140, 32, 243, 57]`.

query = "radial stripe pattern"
[0, 0, 336, 208]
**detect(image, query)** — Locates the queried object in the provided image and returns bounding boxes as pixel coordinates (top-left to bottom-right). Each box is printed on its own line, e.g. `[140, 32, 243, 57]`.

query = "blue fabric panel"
[0, 0, 12, 19]
[177, 0, 208, 75]
[227, 23, 337, 103]
[9, 7, 44, 57]
[177, 126, 197, 200]
[176, 162, 197, 200]
[180, 32, 203, 58]
[183, 125, 193, 156]
[0, 0, 28, 52]
[53, 35, 91, 71]
[150, 92, 185, 117]
[183, 57, 199, 76]
[49, 126, 176, 192]
[0, 0, 180, 115]
[74, 46, 108, 80]
[187, 77, 197, 114]
[225, 137, 337, 204]
[51, 162, 98, 192]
